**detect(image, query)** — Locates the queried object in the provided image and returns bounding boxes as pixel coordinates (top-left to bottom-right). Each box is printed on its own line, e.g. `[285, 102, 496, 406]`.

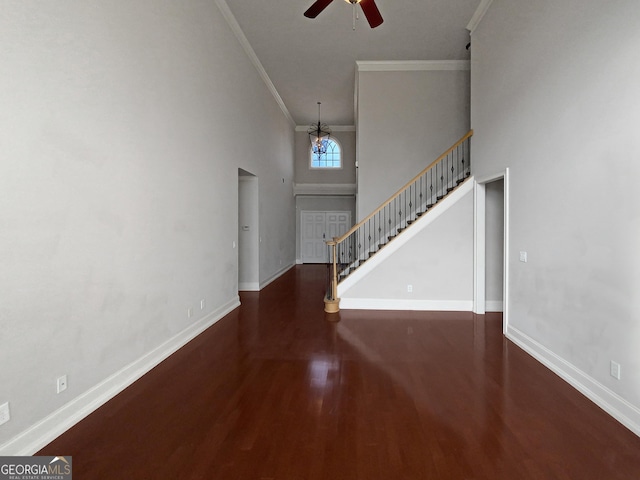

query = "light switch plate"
[57, 375, 68, 394]
[610, 361, 621, 380]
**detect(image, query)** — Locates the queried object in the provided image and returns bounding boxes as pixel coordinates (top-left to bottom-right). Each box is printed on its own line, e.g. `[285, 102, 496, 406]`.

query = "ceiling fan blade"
[304, 0, 334, 18]
[360, 0, 384, 28]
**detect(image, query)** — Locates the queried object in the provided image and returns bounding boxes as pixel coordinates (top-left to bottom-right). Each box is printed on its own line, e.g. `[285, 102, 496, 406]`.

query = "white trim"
[214, 0, 295, 127]
[340, 298, 473, 311]
[475, 171, 506, 185]
[506, 325, 640, 437]
[295, 125, 356, 132]
[466, 0, 494, 35]
[473, 169, 509, 333]
[238, 282, 260, 291]
[0, 297, 240, 456]
[354, 67, 359, 133]
[473, 181, 486, 314]
[293, 183, 356, 196]
[338, 179, 474, 296]
[503, 168, 510, 334]
[356, 60, 470, 72]
[259, 263, 295, 290]
[294, 194, 357, 200]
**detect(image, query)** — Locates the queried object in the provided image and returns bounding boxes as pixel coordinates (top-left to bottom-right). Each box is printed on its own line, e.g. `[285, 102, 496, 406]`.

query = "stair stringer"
[337, 177, 474, 309]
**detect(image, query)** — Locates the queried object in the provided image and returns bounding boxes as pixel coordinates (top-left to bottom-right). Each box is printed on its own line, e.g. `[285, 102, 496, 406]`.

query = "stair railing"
[324, 130, 473, 313]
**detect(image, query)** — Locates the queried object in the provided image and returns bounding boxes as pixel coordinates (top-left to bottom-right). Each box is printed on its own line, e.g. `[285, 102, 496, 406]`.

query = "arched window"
[310, 138, 341, 169]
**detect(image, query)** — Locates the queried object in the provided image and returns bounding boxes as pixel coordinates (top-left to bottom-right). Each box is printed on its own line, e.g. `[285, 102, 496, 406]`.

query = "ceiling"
[222, 0, 480, 127]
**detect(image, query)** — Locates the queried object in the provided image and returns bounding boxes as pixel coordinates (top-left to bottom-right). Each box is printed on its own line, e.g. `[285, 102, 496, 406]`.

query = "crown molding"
[295, 125, 356, 132]
[467, 0, 494, 35]
[215, 0, 295, 127]
[356, 60, 470, 72]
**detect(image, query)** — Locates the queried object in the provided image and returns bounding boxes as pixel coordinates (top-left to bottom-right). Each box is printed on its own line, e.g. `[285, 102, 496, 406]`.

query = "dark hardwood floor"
[39, 265, 640, 479]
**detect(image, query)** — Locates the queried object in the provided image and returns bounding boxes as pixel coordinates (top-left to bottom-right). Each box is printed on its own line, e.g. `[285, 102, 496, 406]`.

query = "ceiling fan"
[304, 0, 384, 29]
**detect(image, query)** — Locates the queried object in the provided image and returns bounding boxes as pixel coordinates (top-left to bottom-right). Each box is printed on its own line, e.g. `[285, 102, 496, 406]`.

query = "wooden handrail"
[332, 129, 473, 244]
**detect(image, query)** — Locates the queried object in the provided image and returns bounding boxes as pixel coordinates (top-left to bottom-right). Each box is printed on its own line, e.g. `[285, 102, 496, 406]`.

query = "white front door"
[301, 211, 351, 263]
[326, 212, 350, 240]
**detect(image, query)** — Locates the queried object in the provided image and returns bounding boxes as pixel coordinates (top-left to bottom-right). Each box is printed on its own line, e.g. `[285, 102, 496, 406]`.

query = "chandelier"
[307, 102, 331, 156]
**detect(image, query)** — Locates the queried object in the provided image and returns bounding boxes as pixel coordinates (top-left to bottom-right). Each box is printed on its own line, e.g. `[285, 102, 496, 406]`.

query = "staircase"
[324, 130, 473, 313]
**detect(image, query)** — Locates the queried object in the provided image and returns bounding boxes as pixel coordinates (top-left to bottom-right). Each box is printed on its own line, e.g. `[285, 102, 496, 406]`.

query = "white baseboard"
[260, 263, 295, 290]
[239, 264, 295, 292]
[485, 300, 503, 312]
[0, 296, 240, 456]
[339, 298, 473, 311]
[506, 325, 640, 437]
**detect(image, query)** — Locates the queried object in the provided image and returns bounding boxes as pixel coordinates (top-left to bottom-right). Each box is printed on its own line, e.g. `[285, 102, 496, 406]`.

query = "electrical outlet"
[200, 299, 205, 310]
[407, 284, 413, 293]
[519, 251, 528, 263]
[610, 361, 621, 380]
[57, 375, 68, 394]
[187, 307, 193, 319]
[0, 402, 10, 426]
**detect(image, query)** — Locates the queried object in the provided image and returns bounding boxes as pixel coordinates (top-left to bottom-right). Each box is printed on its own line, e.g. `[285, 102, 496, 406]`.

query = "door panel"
[326, 213, 350, 240]
[301, 212, 327, 263]
[301, 211, 352, 263]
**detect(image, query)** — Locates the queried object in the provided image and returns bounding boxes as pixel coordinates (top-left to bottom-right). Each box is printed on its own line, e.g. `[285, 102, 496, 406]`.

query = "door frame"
[238, 170, 260, 291]
[473, 168, 509, 334]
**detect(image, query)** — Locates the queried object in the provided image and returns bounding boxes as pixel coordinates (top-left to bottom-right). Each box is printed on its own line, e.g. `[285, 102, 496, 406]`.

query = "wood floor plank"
[38, 265, 640, 479]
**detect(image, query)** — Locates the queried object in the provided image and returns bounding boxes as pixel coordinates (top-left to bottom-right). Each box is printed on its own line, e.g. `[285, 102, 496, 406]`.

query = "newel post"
[324, 239, 340, 313]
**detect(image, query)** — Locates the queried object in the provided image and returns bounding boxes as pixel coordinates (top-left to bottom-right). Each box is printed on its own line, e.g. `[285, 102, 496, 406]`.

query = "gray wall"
[471, 0, 640, 427]
[0, 0, 295, 448]
[340, 189, 473, 308]
[356, 67, 470, 220]
[294, 130, 356, 185]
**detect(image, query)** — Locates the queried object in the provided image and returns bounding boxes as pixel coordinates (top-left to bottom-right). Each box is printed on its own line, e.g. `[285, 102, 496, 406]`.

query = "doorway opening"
[474, 170, 509, 333]
[238, 169, 259, 291]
